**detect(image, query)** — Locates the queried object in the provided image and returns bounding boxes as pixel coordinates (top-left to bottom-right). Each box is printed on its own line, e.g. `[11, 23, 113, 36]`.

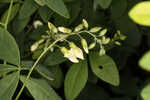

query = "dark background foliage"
[0, 0, 150, 100]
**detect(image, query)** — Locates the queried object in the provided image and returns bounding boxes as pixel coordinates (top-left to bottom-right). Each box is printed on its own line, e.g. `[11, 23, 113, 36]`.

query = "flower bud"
[81, 39, 89, 53]
[88, 42, 96, 49]
[99, 29, 107, 36]
[31, 42, 39, 52]
[30, 39, 45, 52]
[58, 27, 72, 33]
[115, 41, 121, 46]
[82, 19, 88, 29]
[99, 48, 105, 56]
[48, 22, 58, 33]
[60, 47, 68, 54]
[74, 24, 84, 32]
[101, 37, 110, 44]
[90, 27, 101, 33]
[120, 34, 127, 40]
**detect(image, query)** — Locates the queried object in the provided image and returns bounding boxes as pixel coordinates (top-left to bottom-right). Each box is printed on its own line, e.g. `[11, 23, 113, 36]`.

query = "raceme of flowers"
[30, 19, 126, 63]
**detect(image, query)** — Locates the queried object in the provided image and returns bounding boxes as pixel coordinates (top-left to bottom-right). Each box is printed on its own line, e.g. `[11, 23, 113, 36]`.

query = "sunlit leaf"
[139, 51, 150, 72]
[129, 1, 150, 26]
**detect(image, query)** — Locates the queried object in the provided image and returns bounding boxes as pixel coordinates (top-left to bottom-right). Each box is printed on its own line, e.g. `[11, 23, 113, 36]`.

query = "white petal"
[64, 50, 79, 63]
[70, 48, 84, 60]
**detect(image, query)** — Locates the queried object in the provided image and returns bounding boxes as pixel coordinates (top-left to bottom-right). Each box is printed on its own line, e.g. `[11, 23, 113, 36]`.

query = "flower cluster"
[30, 19, 126, 63]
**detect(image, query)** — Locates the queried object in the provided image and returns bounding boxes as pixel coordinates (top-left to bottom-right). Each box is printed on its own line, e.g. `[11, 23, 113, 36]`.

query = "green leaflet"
[129, 1, 150, 26]
[139, 51, 150, 72]
[21, 61, 54, 81]
[64, 60, 88, 100]
[20, 76, 62, 100]
[18, 0, 39, 19]
[12, 16, 30, 34]
[0, 72, 19, 100]
[89, 52, 120, 86]
[44, 0, 70, 18]
[0, 27, 20, 66]
[0, 3, 20, 24]
[38, 6, 54, 22]
[47, 66, 64, 89]
[0, 64, 18, 75]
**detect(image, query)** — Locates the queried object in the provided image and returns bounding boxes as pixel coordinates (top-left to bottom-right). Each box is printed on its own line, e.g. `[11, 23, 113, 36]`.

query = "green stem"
[4, 0, 13, 30]
[0, 22, 4, 26]
[15, 30, 93, 99]
[15, 39, 61, 100]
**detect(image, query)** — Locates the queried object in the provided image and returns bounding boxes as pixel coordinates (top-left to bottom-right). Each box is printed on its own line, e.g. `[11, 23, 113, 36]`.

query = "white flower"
[69, 42, 84, 60]
[34, 20, 43, 29]
[81, 39, 89, 54]
[60, 47, 79, 63]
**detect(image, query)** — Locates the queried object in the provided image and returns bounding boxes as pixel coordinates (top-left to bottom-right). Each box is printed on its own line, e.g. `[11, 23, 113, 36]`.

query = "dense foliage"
[0, 0, 150, 100]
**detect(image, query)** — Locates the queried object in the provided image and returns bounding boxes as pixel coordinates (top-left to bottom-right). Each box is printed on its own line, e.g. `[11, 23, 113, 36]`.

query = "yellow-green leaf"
[129, 1, 150, 26]
[139, 51, 150, 72]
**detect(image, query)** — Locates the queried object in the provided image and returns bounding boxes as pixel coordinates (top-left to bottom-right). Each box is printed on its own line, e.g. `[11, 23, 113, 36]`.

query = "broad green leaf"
[141, 83, 150, 100]
[21, 61, 54, 81]
[139, 51, 150, 72]
[12, 16, 30, 33]
[20, 76, 62, 100]
[0, 64, 18, 75]
[0, 4, 20, 23]
[89, 52, 119, 86]
[94, 0, 112, 9]
[38, 6, 54, 22]
[44, 50, 67, 66]
[47, 66, 64, 89]
[65, 60, 88, 100]
[129, 1, 150, 26]
[0, 27, 20, 66]
[77, 83, 110, 100]
[18, 0, 39, 19]
[0, 72, 19, 100]
[44, 0, 70, 18]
